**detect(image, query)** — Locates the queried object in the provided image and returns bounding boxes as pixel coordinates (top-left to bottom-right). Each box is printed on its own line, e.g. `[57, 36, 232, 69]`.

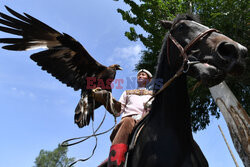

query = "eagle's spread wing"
[0, 6, 106, 91]
[0, 6, 114, 128]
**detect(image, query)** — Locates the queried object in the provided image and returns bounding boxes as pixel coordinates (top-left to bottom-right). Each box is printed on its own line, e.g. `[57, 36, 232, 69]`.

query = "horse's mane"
[172, 14, 200, 26]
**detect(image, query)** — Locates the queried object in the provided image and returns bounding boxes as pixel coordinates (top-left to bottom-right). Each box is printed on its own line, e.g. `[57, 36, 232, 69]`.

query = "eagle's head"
[109, 64, 123, 70]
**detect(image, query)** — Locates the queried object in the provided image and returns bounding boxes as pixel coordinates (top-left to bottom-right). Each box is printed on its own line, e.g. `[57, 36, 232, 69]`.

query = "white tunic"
[118, 88, 152, 119]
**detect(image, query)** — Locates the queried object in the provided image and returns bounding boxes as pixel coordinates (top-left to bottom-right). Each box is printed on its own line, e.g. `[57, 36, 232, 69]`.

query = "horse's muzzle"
[216, 41, 247, 76]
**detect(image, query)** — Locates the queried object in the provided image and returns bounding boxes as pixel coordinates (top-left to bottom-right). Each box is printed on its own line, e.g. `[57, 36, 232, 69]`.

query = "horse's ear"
[160, 20, 173, 29]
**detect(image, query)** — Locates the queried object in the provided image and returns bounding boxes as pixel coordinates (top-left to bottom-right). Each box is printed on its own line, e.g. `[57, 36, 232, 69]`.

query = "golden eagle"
[0, 6, 122, 128]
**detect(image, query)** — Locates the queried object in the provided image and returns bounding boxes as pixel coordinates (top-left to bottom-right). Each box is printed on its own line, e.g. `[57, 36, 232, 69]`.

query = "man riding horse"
[0, 6, 247, 167]
[92, 69, 153, 167]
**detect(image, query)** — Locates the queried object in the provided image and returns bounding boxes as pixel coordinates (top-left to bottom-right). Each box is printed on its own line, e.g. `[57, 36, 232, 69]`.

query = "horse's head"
[160, 14, 248, 86]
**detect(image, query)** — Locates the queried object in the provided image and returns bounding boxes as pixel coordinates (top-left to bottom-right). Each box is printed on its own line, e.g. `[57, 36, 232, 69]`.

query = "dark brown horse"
[125, 14, 247, 167]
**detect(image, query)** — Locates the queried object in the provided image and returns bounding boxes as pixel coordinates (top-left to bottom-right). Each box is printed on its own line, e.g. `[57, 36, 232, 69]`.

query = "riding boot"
[108, 143, 128, 167]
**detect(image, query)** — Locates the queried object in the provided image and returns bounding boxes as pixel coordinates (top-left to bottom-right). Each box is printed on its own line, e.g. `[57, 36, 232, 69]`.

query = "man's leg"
[108, 117, 136, 167]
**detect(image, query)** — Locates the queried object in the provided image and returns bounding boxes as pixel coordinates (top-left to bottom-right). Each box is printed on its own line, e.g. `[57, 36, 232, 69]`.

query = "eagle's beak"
[117, 67, 123, 70]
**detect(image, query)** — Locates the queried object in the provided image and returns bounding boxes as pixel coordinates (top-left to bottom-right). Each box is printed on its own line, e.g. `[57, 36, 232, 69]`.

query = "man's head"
[137, 69, 152, 87]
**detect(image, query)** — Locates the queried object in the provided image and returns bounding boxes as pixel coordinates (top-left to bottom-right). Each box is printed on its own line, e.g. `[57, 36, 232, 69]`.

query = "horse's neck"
[151, 74, 191, 132]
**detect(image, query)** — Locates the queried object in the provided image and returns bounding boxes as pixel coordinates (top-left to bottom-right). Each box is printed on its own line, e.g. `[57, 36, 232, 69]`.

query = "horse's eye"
[177, 23, 186, 31]
[179, 24, 183, 28]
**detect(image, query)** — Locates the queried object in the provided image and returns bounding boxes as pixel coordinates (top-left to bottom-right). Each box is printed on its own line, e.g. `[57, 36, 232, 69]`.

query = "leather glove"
[92, 88, 109, 104]
[92, 89, 121, 117]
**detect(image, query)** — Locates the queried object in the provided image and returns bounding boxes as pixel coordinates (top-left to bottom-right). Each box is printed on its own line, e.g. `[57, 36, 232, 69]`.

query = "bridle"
[145, 26, 219, 105]
[167, 28, 219, 69]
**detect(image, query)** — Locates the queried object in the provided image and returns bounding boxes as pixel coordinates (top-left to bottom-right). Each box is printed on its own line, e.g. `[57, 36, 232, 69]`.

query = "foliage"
[114, 0, 249, 131]
[33, 143, 75, 167]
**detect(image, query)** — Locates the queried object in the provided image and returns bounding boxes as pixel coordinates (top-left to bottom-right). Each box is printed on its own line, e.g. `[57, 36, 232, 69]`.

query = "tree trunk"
[209, 81, 250, 167]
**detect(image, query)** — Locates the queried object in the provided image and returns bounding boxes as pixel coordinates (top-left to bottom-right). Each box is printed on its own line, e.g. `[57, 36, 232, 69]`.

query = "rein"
[61, 110, 116, 167]
[145, 28, 218, 105]
[61, 92, 117, 167]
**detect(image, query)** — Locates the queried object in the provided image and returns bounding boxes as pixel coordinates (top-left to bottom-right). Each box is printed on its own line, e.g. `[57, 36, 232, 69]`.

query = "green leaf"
[34, 143, 75, 167]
